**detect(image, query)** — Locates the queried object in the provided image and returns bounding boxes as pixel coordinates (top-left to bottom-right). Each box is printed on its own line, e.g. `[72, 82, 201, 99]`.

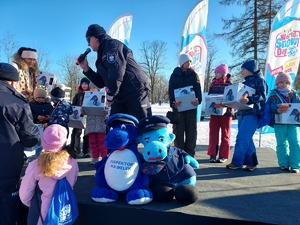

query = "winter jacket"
[0, 81, 39, 187]
[85, 113, 107, 135]
[72, 88, 85, 106]
[48, 100, 73, 129]
[268, 89, 300, 126]
[208, 77, 233, 116]
[168, 67, 202, 109]
[19, 155, 78, 225]
[237, 70, 268, 117]
[11, 53, 39, 101]
[83, 34, 150, 103]
[29, 100, 53, 124]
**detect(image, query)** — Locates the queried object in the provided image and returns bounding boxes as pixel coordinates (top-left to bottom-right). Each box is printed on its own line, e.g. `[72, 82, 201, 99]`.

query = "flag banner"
[179, 0, 209, 122]
[262, 0, 300, 134]
[108, 13, 133, 46]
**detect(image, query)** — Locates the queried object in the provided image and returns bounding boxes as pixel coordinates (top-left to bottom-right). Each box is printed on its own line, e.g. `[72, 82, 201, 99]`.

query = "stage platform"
[73, 145, 300, 225]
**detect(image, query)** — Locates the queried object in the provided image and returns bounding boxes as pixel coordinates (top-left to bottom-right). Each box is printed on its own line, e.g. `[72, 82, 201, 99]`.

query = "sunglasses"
[86, 36, 92, 43]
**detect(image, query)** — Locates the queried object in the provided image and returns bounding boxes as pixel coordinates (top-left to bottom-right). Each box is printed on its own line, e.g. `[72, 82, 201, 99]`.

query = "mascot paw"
[91, 186, 118, 203]
[174, 184, 198, 205]
[151, 183, 174, 202]
[126, 188, 153, 205]
[184, 155, 199, 168]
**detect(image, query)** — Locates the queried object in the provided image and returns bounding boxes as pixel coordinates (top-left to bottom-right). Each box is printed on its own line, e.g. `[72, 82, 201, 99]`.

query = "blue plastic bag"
[44, 177, 78, 225]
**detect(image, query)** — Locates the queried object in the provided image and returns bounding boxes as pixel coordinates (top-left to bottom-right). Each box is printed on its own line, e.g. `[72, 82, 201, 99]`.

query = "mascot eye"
[110, 127, 113, 131]
[145, 137, 149, 143]
[121, 124, 126, 129]
[159, 136, 164, 141]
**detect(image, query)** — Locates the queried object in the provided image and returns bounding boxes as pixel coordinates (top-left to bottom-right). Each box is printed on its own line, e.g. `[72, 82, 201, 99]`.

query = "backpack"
[257, 101, 272, 129]
[44, 177, 79, 225]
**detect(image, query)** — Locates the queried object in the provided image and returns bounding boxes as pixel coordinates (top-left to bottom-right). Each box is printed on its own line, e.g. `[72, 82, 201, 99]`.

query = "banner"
[262, 0, 300, 134]
[108, 13, 133, 46]
[179, 0, 209, 122]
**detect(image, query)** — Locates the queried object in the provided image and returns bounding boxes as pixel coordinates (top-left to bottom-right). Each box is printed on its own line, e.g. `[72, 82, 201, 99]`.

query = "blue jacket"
[268, 89, 300, 126]
[237, 70, 268, 117]
[0, 81, 39, 186]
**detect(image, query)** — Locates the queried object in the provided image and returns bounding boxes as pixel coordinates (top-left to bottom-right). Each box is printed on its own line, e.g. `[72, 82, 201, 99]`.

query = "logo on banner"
[187, 45, 202, 74]
[275, 28, 300, 57]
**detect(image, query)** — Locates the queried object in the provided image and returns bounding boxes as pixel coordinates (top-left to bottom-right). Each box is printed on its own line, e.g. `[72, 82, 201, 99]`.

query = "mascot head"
[138, 115, 175, 162]
[105, 113, 139, 151]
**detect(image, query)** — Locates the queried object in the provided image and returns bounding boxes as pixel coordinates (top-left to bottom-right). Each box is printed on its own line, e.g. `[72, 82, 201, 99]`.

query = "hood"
[51, 157, 75, 180]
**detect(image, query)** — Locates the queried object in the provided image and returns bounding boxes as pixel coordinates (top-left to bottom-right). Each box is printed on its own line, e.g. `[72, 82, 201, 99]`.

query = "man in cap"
[0, 63, 39, 225]
[77, 24, 152, 121]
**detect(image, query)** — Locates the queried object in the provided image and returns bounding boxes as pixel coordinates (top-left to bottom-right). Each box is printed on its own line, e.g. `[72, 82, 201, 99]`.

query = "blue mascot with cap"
[91, 113, 153, 205]
[138, 115, 199, 205]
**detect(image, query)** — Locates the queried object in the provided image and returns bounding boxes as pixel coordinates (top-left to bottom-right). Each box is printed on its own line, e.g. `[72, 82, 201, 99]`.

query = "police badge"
[107, 52, 116, 63]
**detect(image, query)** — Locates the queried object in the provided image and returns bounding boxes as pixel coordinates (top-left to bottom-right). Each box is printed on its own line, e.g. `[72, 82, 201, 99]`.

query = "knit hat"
[276, 72, 292, 85]
[80, 77, 90, 85]
[42, 124, 67, 152]
[215, 64, 228, 76]
[50, 84, 65, 101]
[241, 60, 259, 73]
[0, 63, 19, 81]
[34, 88, 47, 99]
[86, 24, 106, 37]
[178, 53, 192, 67]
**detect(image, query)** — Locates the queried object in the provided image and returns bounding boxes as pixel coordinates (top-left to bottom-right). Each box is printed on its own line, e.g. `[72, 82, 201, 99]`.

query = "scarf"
[275, 87, 290, 97]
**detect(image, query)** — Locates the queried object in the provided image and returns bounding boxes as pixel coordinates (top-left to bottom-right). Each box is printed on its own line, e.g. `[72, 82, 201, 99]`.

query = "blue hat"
[241, 60, 259, 73]
[80, 77, 90, 85]
[138, 115, 170, 134]
[106, 113, 139, 127]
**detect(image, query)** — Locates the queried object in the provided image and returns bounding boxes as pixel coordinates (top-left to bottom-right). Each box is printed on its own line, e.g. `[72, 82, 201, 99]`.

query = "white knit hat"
[178, 53, 192, 67]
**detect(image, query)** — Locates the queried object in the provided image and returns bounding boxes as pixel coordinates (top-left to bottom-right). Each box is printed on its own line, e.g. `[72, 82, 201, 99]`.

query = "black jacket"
[168, 67, 202, 108]
[0, 81, 39, 186]
[72, 91, 84, 106]
[29, 100, 53, 124]
[83, 34, 150, 103]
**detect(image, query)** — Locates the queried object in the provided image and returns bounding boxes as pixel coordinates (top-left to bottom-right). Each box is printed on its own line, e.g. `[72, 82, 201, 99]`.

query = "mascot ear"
[169, 133, 175, 142]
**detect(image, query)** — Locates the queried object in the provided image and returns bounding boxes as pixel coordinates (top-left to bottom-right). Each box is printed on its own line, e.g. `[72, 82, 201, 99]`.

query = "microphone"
[76, 48, 91, 65]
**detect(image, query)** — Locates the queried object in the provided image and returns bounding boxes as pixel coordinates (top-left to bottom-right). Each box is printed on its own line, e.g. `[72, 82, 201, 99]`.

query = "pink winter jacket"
[19, 156, 79, 225]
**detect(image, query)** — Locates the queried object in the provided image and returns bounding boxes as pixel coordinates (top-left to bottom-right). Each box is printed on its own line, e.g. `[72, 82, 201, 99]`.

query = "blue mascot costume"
[138, 115, 199, 205]
[91, 113, 153, 205]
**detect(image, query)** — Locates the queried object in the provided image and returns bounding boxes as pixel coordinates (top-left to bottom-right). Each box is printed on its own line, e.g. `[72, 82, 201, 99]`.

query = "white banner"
[108, 13, 133, 46]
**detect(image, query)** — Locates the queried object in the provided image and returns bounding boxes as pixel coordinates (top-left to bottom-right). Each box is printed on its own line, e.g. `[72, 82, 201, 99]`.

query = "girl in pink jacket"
[20, 124, 79, 225]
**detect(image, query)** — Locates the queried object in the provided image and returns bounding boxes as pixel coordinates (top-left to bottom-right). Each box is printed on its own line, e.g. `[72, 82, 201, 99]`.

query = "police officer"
[0, 63, 39, 225]
[78, 24, 152, 121]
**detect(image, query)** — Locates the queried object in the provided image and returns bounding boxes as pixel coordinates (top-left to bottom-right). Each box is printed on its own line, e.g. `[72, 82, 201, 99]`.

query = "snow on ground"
[152, 103, 277, 150]
[26, 103, 277, 157]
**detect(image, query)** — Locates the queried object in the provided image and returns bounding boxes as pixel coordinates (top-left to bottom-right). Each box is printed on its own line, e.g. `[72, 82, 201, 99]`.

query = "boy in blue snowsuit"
[226, 60, 268, 171]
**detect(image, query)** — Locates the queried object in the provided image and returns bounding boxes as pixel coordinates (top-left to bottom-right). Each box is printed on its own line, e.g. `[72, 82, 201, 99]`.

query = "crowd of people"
[0, 23, 299, 225]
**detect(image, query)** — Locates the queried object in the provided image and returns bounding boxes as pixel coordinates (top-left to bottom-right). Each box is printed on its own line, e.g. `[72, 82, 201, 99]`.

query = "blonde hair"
[37, 149, 70, 177]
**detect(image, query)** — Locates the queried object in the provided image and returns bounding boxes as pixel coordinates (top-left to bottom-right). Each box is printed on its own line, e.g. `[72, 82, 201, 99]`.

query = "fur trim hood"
[12, 52, 39, 73]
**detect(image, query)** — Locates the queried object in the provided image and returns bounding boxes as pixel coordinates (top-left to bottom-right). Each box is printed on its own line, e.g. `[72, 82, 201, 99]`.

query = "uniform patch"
[107, 52, 116, 64]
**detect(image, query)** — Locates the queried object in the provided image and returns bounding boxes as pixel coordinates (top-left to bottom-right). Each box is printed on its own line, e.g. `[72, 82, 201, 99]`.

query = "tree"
[35, 45, 51, 71]
[0, 30, 18, 63]
[138, 40, 168, 103]
[57, 54, 83, 99]
[215, 0, 282, 70]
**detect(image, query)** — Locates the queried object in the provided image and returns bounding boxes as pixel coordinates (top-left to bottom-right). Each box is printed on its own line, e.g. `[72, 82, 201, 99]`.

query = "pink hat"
[42, 124, 67, 152]
[276, 72, 292, 85]
[215, 64, 228, 76]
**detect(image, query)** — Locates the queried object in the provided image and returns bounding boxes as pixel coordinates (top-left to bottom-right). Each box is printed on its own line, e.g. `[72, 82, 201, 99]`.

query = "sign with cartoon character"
[205, 95, 226, 116]
[81, 90, 107, 115]
[37, 71, 56, 90]
[68, 106, 86, 129]
[222, 83, 255, 110]
[174, 85, 197, 112]
[275, 103, 300, 124]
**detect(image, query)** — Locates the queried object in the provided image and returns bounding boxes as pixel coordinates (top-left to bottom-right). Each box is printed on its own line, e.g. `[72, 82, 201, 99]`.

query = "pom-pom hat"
[276, 72, 292, 85]
[215, 64, 228, 76]
[42, 124, 68, 152]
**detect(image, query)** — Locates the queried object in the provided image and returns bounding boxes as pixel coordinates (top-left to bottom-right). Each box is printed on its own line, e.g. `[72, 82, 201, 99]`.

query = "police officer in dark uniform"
[0, 63, 39, 225]
[78, 24, 152, 121]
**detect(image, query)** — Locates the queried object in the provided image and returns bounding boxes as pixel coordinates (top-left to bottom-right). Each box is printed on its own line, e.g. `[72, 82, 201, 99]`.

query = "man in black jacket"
[168, 53, 202, 157]
[0, 63, 39, 225]
[78, 24, 152, 121]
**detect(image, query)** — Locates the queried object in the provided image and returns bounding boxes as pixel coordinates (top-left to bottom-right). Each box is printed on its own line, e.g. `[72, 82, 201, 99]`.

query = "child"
[45, 84, 73, 136]
[19, 124, 79, 225]
[69, 77, 90, 158]
[207, 64, 233, 163]
[29, 88, 53, 157]
[268, 72, 300, 173]
[226, 59, 268, 171]
[83, 83, 108, 164]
